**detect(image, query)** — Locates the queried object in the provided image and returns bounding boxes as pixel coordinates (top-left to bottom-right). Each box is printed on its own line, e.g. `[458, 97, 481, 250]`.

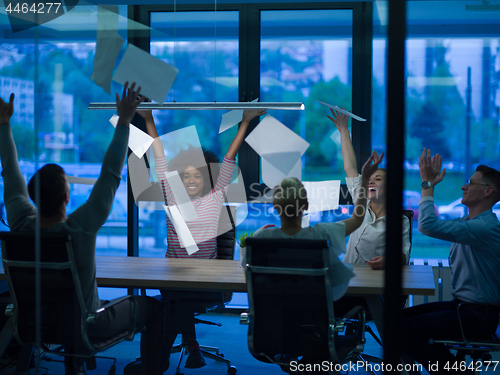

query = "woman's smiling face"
[182, 166, 205, 197]
[368, 169, 386, 201]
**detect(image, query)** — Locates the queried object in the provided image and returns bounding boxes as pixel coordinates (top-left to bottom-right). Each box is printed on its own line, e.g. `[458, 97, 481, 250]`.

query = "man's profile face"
[461, 171, 489, 207]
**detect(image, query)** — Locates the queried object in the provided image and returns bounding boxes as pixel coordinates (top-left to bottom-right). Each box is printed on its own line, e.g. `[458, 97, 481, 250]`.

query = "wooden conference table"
[0, 255, 436, 296]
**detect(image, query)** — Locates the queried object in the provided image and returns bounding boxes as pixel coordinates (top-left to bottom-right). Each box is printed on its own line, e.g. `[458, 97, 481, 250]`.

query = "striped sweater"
[155, 155, 235, 259]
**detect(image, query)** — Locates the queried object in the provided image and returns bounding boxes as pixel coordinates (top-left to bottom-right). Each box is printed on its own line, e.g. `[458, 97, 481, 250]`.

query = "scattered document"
[109, 115, 154, 158]
[66, 176, 97, 185]
[163, 171, 198, 222]
[163, 205, 199, 255]
[112, 44, 179, 103]
[303, 180, 341, 213]
[218, 98, 259, 134]
[90, 6, 124, 94]
[317, 100, 366, 122]
[245, 115, 309, 188]
[301, 213, 311, 228]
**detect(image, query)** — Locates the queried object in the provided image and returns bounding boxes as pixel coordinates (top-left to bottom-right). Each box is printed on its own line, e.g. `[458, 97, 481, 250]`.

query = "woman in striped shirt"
[139, 107, 266, 370]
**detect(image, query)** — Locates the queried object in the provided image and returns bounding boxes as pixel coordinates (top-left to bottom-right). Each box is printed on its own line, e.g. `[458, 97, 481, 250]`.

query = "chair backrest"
[0, 232, 93, 354]
[244, 238, 338, 362]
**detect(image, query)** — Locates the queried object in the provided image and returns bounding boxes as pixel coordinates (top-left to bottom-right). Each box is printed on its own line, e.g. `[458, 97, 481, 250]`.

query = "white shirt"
[342, 175, 411, 264]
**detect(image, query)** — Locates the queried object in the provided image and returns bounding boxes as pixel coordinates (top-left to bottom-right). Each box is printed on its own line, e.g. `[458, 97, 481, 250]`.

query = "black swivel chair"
[430, 302, 500, 375]
[170, 205, 237, 375]
[0, 232, 140, 375]
[243, 237, 366, 374]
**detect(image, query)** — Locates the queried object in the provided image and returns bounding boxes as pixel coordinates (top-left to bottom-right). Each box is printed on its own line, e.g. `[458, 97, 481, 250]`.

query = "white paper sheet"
[317, 100, 366, 122]
[303, 180, 341, 213]
[261, 156, 302, 188]
[301, 213, 310, 228]
[66, 176, 97, 185]
[109, 114, 154, 158]
[112, 44, 179, 103]
[245, 115, 309, 188]
[218, 98, 259, 134]
[90, 6, 124, 94]
[163, 171, 198, 222]
[163, 205, 199, 255]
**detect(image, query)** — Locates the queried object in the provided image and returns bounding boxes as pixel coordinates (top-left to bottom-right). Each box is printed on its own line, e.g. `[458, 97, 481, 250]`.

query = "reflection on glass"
[372, 1, 500, 259]
[261, 9, 353, 183]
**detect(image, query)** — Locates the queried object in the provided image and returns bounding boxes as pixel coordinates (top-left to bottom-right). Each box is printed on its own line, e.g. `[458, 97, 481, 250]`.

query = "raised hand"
[361, 150, 384, 181]
[136, 96, 153, 121]
[242, 109, 267, 124]
[115, 81, 143, 126]
[419, 148, 446, 187]
[327, 107, 349, 133]
[0, 93, 14, 125]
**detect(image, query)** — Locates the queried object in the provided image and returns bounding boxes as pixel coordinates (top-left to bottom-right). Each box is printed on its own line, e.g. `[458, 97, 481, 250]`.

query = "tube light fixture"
[88, 102, 305, 111]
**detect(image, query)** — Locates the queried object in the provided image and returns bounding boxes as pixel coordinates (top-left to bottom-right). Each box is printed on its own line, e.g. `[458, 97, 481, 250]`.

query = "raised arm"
[225, 109, 266, 160]
[71, 82, 143, 230]
[327, 108, 358, 177]
[0, 93, 37, 228]
[342, 151, 384, 236]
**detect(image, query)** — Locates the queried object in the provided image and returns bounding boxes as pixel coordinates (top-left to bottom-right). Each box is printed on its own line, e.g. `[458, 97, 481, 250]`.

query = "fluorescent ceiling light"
[466, 1, 500, 12]
[89, 102, 305, 110]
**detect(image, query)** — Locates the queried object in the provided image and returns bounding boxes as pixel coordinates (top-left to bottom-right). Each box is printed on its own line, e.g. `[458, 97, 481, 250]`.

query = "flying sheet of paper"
[303, 180, 341, 213]
[317, 100, 366, 122]
[66, 176, 97, 185]
[112, 44, 179, 103]
[218, 98, 259, 134]
[163, 205, 199, 255]
[109, 114, 154, 158]
[90, 6, 125, 94]
[245, 115, 309, 188]
[301, 213, 310, 228]
[163, 171, 198, 222]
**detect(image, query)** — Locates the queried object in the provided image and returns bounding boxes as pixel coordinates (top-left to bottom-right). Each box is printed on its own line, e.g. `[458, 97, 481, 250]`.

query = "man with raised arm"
[0, 83, 165, 375]
[400, 148, 500, 375]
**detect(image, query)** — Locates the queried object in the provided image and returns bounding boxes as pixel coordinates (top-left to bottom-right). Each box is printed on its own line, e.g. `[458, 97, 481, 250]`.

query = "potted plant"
[236, 231, 253, 268]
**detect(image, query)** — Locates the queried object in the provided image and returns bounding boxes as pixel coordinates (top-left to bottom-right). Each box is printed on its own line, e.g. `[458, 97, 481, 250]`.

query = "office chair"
[243, 237, 366, 374]
[0, 232, 139, 375]
[429, 302, 500, 375]
[170, 205, 238, 375]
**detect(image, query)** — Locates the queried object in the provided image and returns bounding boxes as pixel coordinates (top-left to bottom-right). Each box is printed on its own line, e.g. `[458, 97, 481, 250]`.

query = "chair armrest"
[240, 311, 249, 325]
[4, 303, 13, 317]
[87, 296, 133, 324]
[456, 302, 500, 344]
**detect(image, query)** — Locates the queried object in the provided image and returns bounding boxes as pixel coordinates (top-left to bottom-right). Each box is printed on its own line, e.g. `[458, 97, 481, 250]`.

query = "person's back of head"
[476, 165, 500, 205]
[273, 177, 308, 218]
[28, 164, 68, 217]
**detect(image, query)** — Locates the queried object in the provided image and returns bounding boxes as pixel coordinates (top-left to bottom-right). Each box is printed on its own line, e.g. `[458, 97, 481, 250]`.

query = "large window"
[372, 1, 500, 259]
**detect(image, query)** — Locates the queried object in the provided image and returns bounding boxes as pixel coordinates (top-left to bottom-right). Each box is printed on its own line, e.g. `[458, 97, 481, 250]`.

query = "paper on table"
[303, 180, 341, 213]
[163, 205, 199, 255]
[109, 115, 154, 158]
[317, 100, 366, 122]
[218, 98, 259, 134]
[163, 171, 198, 222]
[66, 176, 97, 185]
[112, 44, 179, 103]
[245, 115, 309, 188]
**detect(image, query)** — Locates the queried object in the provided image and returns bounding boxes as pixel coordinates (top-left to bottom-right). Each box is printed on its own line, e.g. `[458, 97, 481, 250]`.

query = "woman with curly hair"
[134, 107, 265, 371]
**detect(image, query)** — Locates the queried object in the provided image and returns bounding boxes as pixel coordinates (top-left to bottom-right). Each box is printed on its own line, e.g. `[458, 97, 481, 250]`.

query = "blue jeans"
[400, 300, 498, 375]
